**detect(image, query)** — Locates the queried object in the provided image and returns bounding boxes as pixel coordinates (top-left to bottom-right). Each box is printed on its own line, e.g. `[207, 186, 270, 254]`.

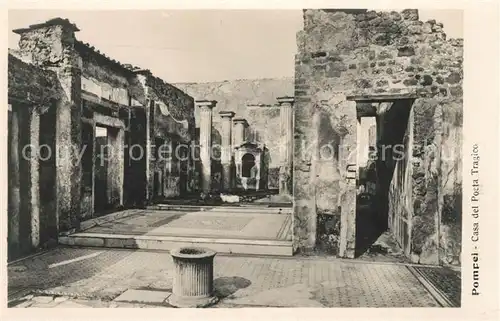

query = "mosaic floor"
[82, 209, 292, 241]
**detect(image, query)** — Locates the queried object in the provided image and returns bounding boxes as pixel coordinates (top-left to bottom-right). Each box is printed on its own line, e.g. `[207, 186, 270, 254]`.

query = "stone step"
[147, 204, 292, 214]
[58, 233, 293, 256]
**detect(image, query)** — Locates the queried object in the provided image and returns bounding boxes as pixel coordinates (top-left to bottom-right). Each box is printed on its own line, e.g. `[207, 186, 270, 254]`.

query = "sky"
[8, 10, 463, 83]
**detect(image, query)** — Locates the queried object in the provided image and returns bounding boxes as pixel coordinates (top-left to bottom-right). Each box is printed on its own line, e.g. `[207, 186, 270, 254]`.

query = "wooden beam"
[81, 116, 94, 125]
[346, 93, 417, 102]
[356, 102, 377, 117]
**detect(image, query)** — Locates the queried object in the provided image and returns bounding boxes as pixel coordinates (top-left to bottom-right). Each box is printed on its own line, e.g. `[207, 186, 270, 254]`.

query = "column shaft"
[8, 108, 20, 255]
[55, 67, 82, 232]
[278, 97, 294, 196]
[29, 108, 40, 248]
[197, 101, 216, 193]
[219, 112, 235, 192]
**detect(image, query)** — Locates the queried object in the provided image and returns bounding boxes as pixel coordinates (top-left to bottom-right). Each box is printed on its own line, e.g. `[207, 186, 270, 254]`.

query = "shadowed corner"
[213, 276, 252, 299]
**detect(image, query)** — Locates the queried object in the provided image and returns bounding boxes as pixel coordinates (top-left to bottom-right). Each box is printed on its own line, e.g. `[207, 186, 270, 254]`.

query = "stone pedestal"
[168, 247, 218, 308]
[219, 111, 235, 192]
[277, 97, 294, 196]
[197, 100, 216, 193]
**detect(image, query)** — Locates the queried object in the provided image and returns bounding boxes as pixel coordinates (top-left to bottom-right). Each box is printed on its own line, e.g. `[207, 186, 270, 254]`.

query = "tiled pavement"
[8, 247, 456, 308]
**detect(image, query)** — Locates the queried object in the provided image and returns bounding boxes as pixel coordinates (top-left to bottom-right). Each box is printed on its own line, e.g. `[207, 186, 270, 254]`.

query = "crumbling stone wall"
[174, 78, 293, 190]
[75, 42, 198, 205]
[8, 54, 61, 259]
[81, 58, 129, 105]
[146, 76, 196, 199]
[78, 46, 134, 217]
[8, 18, 199, 259]
[294, 9, 462, 265]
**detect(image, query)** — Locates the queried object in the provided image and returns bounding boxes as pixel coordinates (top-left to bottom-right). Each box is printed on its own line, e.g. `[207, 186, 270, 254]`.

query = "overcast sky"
[8, 10, 463, 83]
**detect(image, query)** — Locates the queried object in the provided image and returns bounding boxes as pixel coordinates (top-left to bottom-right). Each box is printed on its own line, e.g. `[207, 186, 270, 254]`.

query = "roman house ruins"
[8, 9, 462, 268]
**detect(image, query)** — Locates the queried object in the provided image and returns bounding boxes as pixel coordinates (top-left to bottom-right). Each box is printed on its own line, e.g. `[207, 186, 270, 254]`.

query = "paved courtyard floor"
[7, 247, 459, 308]
[78, 209, 292, 241]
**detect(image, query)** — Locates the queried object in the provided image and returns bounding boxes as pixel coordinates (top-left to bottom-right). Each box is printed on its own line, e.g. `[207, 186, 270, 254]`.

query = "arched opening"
[241, 153, 255, 178]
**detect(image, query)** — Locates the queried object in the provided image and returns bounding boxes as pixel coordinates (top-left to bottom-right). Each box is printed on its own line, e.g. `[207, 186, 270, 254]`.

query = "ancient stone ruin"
[7, 9, 462, 267]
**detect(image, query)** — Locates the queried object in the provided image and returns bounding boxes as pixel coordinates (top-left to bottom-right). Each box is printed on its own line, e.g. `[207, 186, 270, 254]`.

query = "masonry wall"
[78, 47, 133, 218]
[294, 9, 462, 265]
[77, 47, 198, 206]
[174, 78, 294, 189]
[8, 54, 61, 259]
[146, 76, 196, 199]
[8, 19, 198, 259]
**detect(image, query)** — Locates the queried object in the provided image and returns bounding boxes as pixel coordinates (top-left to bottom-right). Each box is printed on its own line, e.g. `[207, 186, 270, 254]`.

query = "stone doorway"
[348, 95, 415, 258]
[94, 125, 124, 215]
[94, 126, 109, 213]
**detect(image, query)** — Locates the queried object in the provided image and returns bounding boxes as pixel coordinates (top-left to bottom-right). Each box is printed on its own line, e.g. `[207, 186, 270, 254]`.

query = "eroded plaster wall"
[146, 77, 196, 199]
[8, 18, 198, 259]
[294, 9, 462, 264]
[78, 47, 134, 217]
[8, 54, 60, 259]
[77, 47, 197, 205]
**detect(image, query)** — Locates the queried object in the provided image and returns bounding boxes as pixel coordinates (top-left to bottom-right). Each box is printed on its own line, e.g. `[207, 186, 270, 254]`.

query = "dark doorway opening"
[354, 99, 413, 257]
[94, 126, 109, 214]
[241, 153, 255, 178]
[126, 107, 147, 207]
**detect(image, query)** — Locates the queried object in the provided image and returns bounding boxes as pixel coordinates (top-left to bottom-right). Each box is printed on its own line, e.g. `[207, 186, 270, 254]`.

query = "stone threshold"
[78, 209, 147, 233]
[148, 204, 292, 213]
[58, 233, 293, 256]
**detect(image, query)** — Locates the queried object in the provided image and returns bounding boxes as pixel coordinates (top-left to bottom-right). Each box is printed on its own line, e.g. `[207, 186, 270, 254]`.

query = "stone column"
[29, 107, 40, 248]
[233, 118, 248, 147]
[219, 111, 235, 192]
[14, 19, 83, 232]
[197, 100, 216, 193]
[8, 106, 20, 256]
[232, 118, 247, 189]
[55, 57, 82, 232]
[277, 96, 294, 195]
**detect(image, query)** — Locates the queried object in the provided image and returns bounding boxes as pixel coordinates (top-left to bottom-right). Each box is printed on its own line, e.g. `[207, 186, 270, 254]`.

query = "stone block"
[72, 236, 105, 247]
[32, 296, 54, 304]
[449, 86, 462, 97]
[446, 72, 462, 84]
[114, 289, 171, 304]
[398, 46, 416, 57]
[401, 9, 419, 21]
[420, 75, 433, 86]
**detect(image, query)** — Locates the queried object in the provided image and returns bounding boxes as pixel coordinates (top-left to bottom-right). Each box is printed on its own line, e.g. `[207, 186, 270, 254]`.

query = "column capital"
[277, 96, 295, 106]
[233, 118, 248, 127]
[196, 100, 217, 110]
[219, 111, 235, 119]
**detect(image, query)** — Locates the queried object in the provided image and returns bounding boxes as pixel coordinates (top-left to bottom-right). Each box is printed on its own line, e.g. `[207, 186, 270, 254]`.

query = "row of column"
[196, 96, 294, 195]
